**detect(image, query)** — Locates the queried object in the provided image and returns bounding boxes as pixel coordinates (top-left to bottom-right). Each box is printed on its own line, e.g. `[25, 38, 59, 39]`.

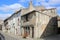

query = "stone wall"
[34, 12, 58, 38]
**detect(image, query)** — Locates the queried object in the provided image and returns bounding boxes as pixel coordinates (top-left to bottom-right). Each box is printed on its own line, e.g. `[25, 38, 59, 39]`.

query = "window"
[18, 18, 20, 26]
[21, 16, 26, 22]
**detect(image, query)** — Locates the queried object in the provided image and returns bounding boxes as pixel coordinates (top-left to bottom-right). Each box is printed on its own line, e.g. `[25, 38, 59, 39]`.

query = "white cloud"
[0, 3, 24, 12]
[0, 14, 11, 20]
[0, 3, 25, 20]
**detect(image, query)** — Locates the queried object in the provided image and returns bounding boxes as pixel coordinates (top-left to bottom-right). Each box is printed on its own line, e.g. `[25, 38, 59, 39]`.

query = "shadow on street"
[0, 33, 5, 40]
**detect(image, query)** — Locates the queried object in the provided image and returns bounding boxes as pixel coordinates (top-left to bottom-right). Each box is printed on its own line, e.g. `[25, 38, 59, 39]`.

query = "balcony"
[21, 18, 36, 26]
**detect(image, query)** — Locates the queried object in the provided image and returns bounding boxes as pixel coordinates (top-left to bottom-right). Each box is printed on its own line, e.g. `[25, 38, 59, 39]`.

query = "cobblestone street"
[0, 31, 34, 40]
[0, 31, 60, 40]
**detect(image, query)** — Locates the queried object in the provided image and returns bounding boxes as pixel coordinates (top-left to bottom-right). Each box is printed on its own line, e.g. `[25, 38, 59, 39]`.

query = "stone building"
[4, 10, 21, 35]
[3, 1, 59, 38]
[0, 20, 3, 30]
[57, 16, 60, 27]
[21, 1, 58, 38]
[57, 16, 60, 34]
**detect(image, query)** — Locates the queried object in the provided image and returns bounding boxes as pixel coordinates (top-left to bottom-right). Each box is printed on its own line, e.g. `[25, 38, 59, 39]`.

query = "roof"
[21, 1, 45, 16]
[4, 9, 21, 22]
[4, 1, 57, 22]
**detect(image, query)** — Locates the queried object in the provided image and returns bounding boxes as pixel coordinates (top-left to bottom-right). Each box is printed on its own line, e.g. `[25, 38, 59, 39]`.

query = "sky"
[0, 0, 60, 20]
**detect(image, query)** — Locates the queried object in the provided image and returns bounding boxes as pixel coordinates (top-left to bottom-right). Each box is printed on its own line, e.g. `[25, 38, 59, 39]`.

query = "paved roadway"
[0, 31, 60, 40]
